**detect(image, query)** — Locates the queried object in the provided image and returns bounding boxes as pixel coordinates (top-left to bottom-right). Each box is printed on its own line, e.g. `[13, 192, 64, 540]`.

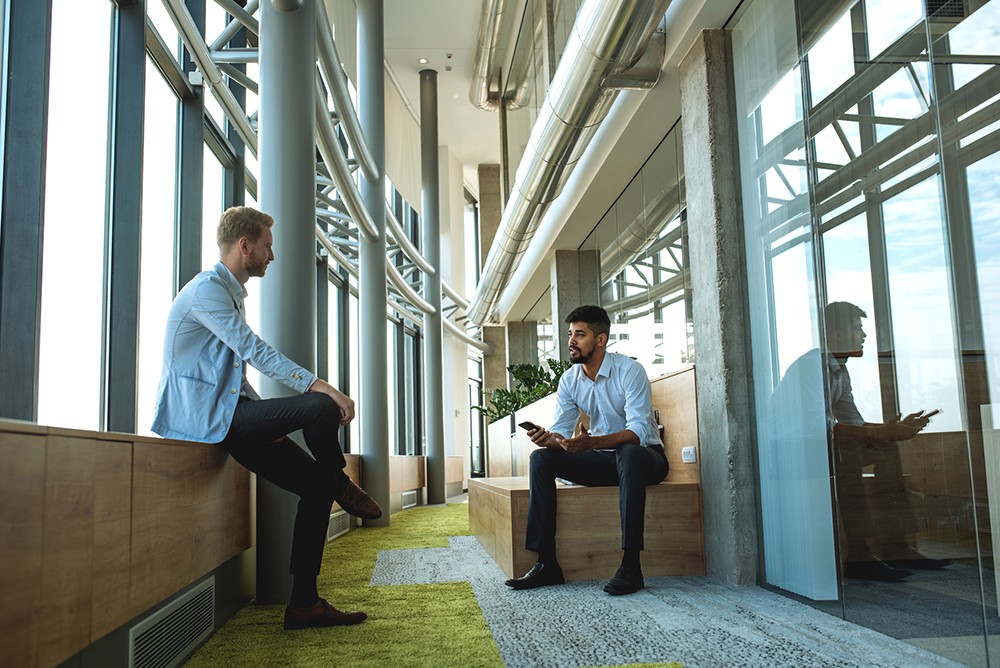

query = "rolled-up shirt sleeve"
[548, 373, 580, 439]
[620, 362, 655, 444]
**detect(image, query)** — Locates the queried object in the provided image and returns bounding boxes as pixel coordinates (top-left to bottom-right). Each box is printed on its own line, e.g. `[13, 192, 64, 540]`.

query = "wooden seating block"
[469, 476, 705, 582]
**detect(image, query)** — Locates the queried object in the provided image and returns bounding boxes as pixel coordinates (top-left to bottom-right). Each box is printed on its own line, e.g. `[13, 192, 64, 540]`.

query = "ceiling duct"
[469, 0, 509, 110]
[466, 0, 670, 324]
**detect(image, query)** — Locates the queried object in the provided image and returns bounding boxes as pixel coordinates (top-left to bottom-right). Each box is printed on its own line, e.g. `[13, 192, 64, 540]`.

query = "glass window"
[37, 0, 112, 429]
[735, 0, 1000, 662]
[136, 60, 180, 436]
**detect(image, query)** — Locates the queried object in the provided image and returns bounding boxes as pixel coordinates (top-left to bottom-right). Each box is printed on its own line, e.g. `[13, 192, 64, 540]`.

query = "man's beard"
[570, 347, 592, 364]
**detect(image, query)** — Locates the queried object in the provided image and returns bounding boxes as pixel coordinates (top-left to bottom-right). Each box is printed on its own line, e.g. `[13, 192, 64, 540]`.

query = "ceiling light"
[418, 57, 429, 64]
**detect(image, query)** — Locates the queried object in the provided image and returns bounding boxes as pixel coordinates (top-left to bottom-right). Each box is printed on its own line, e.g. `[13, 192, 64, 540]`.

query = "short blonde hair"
[217, 206, 274, 252]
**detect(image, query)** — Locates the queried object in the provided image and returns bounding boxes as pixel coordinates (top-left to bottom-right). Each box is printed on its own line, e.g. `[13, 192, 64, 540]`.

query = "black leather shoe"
[883, 548, 950, 570]
[505, 562, 565, 590]
[843, 559, 911, 581]
[603, 565, 644, 595]
[884, 556, 950, 570]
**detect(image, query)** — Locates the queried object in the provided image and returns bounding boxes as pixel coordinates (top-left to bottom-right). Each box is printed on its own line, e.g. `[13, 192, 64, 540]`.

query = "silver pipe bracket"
[601, 18, 666, 90]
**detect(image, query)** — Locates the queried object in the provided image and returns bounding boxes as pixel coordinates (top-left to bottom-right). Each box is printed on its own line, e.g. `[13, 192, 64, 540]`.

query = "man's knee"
[301, 390, 337, 417]
[529, 446, 556, 472]
[617, 443, 644, 469]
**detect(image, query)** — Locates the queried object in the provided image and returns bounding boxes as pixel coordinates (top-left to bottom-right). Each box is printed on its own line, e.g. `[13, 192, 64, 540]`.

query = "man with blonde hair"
[153, 206, 380, 629]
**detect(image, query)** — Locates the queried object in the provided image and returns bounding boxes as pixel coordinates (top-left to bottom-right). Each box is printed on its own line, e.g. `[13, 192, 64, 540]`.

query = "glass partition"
[733, 0, 1000, 662]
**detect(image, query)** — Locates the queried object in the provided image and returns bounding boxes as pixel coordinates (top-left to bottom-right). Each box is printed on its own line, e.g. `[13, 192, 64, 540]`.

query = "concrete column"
[549, 249, 599, 360]
[420, 69, 446, 504]
[482, 325, 508, 394]
[477, 164, 502, 272]
[506, 321, 538, 368]
[679, 29, 757, 586]
[358, 0, 390, 525]
[257, 0, 316, 603]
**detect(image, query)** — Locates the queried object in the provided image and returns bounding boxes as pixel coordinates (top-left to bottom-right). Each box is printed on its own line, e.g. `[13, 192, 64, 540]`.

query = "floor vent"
[129, 577, 214, 668]
[401, 490, 418, 509]
[328, 509, 351, 541]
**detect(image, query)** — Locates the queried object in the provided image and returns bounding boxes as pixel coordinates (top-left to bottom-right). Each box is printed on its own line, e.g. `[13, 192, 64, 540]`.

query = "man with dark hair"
[771, 301, 945, 581]
[153, 206, 381, 629]
[820, 301, 946, 580]
[505, 305, 668, 595]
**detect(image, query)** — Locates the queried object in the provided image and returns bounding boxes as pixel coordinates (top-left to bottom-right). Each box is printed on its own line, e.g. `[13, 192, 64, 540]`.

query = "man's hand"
[561, 434, 596, 453]
[877, 410, 935, 442]
[526, 425, 565, 449]
[309, 378, 356, 424]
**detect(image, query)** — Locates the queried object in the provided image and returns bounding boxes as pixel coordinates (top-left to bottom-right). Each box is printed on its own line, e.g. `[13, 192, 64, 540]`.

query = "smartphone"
[518, 421, 539, 432]
[924, 409, 941, 418]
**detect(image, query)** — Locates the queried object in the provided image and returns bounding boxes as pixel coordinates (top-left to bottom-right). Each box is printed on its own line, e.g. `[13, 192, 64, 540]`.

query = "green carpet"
[185, 503, 502, 668]
[184, 503, 683, 668]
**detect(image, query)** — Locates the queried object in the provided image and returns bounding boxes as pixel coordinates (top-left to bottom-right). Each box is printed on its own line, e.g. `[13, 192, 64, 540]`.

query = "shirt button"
[234, 362, 240, 368]
[230, 389, 237, 395]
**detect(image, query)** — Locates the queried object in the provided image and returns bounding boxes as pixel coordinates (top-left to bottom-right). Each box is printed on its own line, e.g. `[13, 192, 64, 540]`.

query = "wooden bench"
[469, 476, 705, 580]
[470, 365, 705, 581]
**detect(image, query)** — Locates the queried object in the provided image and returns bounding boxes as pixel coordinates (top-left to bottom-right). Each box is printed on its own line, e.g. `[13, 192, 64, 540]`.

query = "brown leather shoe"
[284, 598, 367, 629]
[337, 479, 382, 520]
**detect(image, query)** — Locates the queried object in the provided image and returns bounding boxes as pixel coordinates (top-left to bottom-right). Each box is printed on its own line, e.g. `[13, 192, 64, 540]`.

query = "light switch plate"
[681, 446, 697, 463]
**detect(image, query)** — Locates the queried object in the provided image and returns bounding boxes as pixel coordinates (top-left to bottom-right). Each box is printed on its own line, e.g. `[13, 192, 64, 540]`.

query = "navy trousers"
[218, 392, 348, 575]
[525, 443, 669, 557]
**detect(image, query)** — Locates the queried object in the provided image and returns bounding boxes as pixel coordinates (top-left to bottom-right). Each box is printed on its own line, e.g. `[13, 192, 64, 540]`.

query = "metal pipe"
[444, 317, 490, 352]
[384, 201, 435, 275]
[388, 261, 434, 314]
[316, 0, 378, 182]
[357, 0, 390, 526]
[420, 69, 446, 504]
[466, 0, 670, 323]
[314, 76, 378, 241]
[469, 0, 508, 109]
[442, 279, 470, 310]
[210, 47, 258, 63]
[270, 0, 304, 11]
[212, 0, 259, 35]
[162, 0, 258, 155]
[256, 0, 316, 605]
[209, 0, 260, 50]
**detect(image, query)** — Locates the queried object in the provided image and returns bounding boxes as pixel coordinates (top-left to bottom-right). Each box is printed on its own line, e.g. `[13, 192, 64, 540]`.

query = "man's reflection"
[779, 301, 948, 581]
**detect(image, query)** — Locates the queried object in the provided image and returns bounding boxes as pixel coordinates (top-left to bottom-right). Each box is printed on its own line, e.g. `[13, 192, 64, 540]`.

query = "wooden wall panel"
[131, 441, 251, 616]
[0, 427, 46, 667]
[90, 441, 133, 640]
[39, 436, 96, 667]
[390, 455, 425, 492]
[487, 419, 513, 477]
[445, 455, 464, 485]
[651, 365, 701, 484]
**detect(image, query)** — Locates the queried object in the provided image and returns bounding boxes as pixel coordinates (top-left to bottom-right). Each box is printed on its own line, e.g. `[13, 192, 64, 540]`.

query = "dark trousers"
[834, 436, 916, 559]
[525, 443, 669, 557]
[218, 392, 348, 576]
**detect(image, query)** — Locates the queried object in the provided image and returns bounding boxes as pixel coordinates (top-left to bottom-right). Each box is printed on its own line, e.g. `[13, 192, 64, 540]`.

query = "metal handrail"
[162, 0, 258, 155]
[384, 202, 436, 276]
[316, 0, 377, 183]
[314, 77, 378, 242]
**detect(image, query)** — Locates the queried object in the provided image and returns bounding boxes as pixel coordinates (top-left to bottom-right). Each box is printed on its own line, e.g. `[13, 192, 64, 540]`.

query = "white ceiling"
[382, 0, 506, 177]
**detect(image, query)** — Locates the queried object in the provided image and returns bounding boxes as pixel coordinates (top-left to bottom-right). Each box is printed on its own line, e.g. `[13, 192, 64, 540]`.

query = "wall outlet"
[681, 446, 697, 463]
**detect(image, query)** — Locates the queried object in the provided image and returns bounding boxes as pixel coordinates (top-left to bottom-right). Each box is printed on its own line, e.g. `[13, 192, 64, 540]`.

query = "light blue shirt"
[549, 352, 661, 447]
[152, 262, 316, 443]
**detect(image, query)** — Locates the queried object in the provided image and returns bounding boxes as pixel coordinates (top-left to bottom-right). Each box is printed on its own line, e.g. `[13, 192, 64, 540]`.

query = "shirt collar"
[215, 261, 248, 302]
[595, 351, 613, 379]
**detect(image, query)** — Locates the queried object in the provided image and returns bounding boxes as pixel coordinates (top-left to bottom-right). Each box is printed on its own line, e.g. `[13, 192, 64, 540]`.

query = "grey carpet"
[371, 536, 964, 668]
